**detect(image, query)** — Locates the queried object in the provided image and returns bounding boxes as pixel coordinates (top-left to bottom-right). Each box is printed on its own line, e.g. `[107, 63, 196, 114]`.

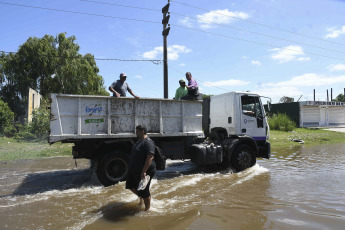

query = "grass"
[0, 136, 72, 162]
[269, 128, 345, 148]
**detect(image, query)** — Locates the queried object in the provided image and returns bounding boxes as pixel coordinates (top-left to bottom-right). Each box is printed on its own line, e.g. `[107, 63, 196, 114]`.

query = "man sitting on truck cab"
[109, 73, 140, 99]
[174, 79, 188, 100]
[180, 72, 199, 100]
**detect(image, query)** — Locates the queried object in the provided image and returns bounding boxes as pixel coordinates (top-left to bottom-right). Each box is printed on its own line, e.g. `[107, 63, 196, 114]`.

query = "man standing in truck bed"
[109, 73, 140, 99]
[126, 125, 156, 211]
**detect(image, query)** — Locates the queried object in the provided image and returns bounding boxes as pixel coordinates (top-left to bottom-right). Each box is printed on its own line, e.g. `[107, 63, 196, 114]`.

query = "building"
[270, 101, 345, 127]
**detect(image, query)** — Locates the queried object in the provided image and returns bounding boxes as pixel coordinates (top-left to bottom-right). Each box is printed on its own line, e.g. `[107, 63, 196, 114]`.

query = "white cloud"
[143, 47, 162, 59]
[196, 9, 249, 29]
[271, 45, 310, 63]
[328, 64, 345, 71]
[263, 73, 345, 87]
[134, 75, 143, 79]
[251, 60, 261, 66]
[325, 26, 345, 38]
[179, 63, 186, 67]
[142, 45, 191, 60]
[203, 79, 250, 87]
[179, 17, 193, 28]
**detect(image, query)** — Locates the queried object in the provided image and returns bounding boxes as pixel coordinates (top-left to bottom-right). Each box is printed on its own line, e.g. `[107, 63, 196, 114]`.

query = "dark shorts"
[125, 167, 156, 198]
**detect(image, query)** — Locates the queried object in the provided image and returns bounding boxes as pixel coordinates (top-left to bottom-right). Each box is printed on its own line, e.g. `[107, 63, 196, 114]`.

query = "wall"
[27, 88, 42, 123]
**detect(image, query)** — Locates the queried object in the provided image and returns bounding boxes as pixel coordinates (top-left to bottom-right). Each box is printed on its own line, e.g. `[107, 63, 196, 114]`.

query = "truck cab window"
[255, 98, 263, 118]
[241, 96, 256, 117]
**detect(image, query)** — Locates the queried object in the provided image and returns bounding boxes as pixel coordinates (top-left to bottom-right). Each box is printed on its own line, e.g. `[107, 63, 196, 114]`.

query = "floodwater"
[1, 143, 345, 230]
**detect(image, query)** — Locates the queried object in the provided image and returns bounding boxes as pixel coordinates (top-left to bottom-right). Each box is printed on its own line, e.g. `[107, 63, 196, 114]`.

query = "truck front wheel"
[231, 144, 256, 172]
[96, 152, 129, 187]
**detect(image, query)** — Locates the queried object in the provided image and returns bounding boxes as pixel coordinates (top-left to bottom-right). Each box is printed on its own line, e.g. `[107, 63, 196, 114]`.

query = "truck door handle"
[242, 129, 246, 133]
[228, 117, 232, 124]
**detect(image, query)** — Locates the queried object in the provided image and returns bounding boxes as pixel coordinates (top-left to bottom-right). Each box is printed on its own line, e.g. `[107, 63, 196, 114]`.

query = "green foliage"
[268, 113, 296, 131]
[202, 94, 213, 99]
[29, 103, 50, 139]
[279, 96, 294, 103]
[334, 93, 344, 102]
[12, 122, 36, 141]
[13, 102, 50, 141]
[0, 99, 14, 135]
[0, 33, 109, 118]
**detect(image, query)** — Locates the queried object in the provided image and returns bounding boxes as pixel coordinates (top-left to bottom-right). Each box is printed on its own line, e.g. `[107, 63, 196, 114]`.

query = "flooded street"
[1, 143, 345, 230]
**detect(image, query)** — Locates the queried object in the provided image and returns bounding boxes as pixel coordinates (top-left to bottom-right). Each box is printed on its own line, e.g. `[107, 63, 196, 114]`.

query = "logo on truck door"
[85, 104, 103, 114]
[244, 119, 254, 124]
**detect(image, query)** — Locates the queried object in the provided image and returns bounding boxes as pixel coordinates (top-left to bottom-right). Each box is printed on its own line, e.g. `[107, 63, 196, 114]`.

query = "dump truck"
[49, 92, 270, 186]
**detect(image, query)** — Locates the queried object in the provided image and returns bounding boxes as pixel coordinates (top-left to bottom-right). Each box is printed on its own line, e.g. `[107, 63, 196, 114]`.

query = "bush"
[268, 113, 296, 131]
[13, 122, 37, 141]
[11, 99, 50, 141]
[29, 105, 50, 139]
[0, 99, 14, 136]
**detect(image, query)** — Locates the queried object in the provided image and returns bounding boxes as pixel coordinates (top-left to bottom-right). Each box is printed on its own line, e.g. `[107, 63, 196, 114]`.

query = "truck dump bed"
[49, 94, 204, 143]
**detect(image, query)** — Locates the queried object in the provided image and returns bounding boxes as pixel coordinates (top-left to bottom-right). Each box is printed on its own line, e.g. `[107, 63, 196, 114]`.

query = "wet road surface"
[1, 143, 345, 229]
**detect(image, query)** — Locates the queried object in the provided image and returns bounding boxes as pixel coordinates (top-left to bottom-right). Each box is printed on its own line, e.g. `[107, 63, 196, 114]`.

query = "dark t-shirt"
[128, 137, 156, 175]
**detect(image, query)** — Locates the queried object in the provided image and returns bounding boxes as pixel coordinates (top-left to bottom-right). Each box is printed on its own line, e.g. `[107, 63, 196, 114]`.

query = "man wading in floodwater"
[126, 125, 156, 211]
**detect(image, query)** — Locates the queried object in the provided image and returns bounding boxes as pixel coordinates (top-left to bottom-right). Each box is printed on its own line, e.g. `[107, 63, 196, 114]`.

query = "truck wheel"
[96, 152, 129, 187]
[231, 144, 256, 172]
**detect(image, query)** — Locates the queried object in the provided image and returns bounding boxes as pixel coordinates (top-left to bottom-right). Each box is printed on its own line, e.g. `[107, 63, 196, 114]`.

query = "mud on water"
[1, 143, 345, 229]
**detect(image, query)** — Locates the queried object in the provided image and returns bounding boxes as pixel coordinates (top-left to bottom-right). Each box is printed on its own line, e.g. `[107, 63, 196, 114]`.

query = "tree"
[0, 98, 14, 134]
[334, 93, 344, 102]
[279, 96, 294, 103]
[0, 33, 109, 118]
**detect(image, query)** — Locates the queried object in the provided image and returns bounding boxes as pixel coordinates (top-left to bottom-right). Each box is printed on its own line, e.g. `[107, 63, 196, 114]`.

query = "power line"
[2, 1, 345, 62]
[0, 51, 162, 64]
[79, 0, 345, 55]
[170, 12, 345, 54]
[172, 0, 345, 46]
[171, 24, 345, 62]
[0, 1, 160, 24]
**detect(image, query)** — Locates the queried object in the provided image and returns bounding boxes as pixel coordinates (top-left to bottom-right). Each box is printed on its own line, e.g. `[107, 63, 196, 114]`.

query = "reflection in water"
[1, 143, 345, 229]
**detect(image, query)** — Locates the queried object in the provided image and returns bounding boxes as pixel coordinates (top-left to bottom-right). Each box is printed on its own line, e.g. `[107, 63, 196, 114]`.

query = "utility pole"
[162, 1, 170, 98]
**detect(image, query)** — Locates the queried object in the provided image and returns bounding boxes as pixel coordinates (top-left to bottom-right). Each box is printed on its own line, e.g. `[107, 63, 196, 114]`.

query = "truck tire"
[231, 144, 256, 172]
[96, 152, 129, 187]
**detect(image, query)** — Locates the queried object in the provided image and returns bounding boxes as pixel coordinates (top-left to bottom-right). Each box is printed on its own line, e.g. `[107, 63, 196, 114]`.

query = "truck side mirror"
[267, 101, 271, 112]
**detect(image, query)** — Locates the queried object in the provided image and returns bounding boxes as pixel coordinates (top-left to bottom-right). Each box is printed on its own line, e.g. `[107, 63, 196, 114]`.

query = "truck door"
[240, 95, 266, 141]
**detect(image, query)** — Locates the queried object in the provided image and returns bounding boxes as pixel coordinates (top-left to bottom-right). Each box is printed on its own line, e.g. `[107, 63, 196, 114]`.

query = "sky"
[1, 0, 345, 103]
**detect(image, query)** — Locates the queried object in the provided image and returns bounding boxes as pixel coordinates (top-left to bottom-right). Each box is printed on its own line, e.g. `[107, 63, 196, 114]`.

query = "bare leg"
[143, 196, 151, 211]
[130, 188, 144, 206]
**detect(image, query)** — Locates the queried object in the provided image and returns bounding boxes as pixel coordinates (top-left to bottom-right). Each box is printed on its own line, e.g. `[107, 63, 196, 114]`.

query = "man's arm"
[109, 86, 121, 97]
[129, 89, 140, 99]
[141, 153, 154, 179]
[186, 79, 198, 90]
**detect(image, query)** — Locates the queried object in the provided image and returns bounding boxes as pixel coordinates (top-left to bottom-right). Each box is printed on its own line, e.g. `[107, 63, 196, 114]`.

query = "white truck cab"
[209, 92, 269, 141]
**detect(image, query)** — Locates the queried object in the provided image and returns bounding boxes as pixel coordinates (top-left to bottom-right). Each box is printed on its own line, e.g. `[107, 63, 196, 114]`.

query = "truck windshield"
[241, 95, 262, 118]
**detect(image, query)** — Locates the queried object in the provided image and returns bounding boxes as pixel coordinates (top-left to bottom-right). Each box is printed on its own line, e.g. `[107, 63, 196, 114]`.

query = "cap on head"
[179, 79, 185, 83]
[120, 73, 127, 78]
